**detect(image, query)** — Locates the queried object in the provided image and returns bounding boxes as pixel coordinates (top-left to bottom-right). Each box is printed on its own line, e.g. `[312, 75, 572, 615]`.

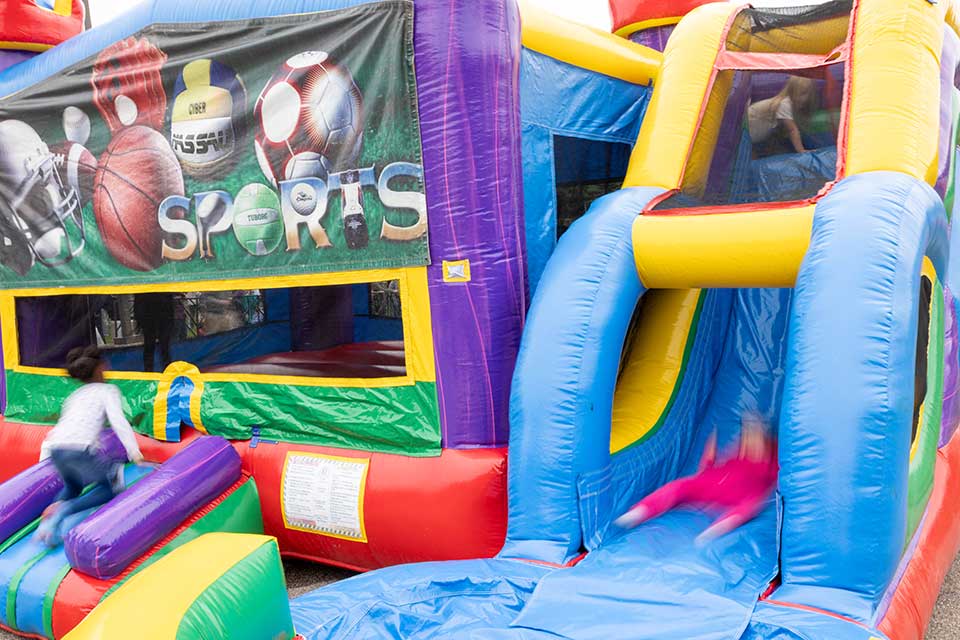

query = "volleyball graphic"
[253, 51, 363, 186]
[170, 58, 248, 180]
[232, 183, 284, 256]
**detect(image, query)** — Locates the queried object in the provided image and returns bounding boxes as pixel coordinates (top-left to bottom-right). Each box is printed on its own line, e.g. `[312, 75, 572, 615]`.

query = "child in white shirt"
[36, 347, 143, 546]
[748, 76, 817, 154]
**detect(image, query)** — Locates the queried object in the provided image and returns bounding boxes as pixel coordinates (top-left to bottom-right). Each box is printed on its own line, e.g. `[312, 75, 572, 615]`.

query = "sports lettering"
[159, 162, 426, 261]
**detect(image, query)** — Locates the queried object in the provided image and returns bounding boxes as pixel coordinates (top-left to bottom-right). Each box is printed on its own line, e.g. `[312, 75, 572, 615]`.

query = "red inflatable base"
[0, 420, 507, 572]
[878, 431, 960, 639]
[238, 440, 508, 571]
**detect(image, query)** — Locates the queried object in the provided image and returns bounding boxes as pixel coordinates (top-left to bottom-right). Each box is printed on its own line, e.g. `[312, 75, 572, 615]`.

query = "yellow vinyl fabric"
[63, 534, 291, 640]
[632, 206, 815, 289]
[518, 1, 662, 85]
[623, 3, 738, 190]
[610, 289, 703, 453]
[844, 0, 947, 184]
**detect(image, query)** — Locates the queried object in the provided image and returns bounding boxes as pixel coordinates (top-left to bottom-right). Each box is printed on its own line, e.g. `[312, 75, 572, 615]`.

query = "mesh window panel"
[726, 1, 853, 54]
[554, 136, 631, 237]
[15, 281, 405, 378]
[653, 65, 844, 211]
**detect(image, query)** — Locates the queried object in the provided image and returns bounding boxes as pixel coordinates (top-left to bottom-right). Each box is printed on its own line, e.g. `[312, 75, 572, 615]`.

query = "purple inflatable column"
[940, 286, 960, 447]
[413, 0, 526, 448]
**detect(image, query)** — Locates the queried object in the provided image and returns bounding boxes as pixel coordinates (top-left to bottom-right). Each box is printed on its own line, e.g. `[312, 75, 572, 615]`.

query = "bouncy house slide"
[62, 0, 960, 639]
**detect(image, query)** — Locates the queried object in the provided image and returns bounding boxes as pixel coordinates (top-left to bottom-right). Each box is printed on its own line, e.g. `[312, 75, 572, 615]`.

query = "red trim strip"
[0, 620, 46, 640]
[763, 599, 871, 630]
[645, 197, 818, 217]
[835, 0, 861, 180]
[669, 5, 746, 191]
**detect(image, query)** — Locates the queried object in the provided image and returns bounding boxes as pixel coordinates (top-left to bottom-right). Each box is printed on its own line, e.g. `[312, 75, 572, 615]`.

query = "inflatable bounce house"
[0, 0, 959, 638]
[0, 0, 86, 72]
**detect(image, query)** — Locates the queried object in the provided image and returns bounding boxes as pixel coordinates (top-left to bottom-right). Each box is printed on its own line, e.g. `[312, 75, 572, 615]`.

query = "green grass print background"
[0, 0, 427, 288]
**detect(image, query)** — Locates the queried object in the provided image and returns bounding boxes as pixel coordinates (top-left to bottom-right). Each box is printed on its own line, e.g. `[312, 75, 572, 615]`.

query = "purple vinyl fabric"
[0, 429, 126, 543]
[0, 460, 61, 544]
[936, 27, 960, 199]
[0, 50, 35, 74]
[65, 435, 241, 579]
[414, 0, 526, 448]
[629, 24, 675, 52]
[941, 288, 960, 447]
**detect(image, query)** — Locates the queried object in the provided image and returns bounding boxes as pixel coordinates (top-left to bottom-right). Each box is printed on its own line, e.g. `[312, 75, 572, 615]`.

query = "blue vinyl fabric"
[777, 172, 948, 619]
[744, 602, 888, 640]
[519, 50, 651, 296]
[502, 186, 658, 564]
[290, 559, 553, 639]
[0, 464, 151, 635]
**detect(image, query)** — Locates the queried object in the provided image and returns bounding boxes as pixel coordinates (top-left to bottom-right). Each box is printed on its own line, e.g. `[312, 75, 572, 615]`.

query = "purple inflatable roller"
[0, 430, 129, 544]
[65, 436, 241, 579]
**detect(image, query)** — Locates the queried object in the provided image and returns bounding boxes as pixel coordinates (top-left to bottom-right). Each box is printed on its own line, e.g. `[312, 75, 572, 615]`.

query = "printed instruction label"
[281, 452, 369, 542]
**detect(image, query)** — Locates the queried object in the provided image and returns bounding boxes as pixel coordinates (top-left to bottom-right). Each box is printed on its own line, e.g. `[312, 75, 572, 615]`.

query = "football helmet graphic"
[0, 119, 85, 273]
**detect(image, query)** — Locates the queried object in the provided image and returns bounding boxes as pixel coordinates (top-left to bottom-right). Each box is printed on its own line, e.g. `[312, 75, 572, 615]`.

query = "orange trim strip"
[763, 599, 870, 629]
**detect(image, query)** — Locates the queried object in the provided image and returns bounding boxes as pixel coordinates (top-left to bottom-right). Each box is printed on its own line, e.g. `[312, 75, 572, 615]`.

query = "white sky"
[89, 0, 825, 29]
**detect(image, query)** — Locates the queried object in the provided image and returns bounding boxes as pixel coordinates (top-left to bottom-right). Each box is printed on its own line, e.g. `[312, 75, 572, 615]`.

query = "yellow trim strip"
[633, 206, 815, 289]
[0, 41, 53, 52]
[53, 0, 74, 17]
[613, 17, 682, 38]
[63, 534, 276, 639]
[519, 0, 662, 85]
[611, 289, 701, 453]
[0, 266, 437, 389]
[911, 257, 938, 462]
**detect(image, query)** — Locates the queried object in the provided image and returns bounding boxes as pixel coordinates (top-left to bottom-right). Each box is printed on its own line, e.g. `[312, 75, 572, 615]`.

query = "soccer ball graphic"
[254, 51, 363, 187]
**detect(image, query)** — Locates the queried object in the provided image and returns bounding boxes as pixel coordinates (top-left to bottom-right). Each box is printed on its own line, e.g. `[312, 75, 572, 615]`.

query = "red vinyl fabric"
[0, 0, 84, 51]
[878, 431, 960, 639]
[609, 0, 713, 34]
[240, 440, 507, 570]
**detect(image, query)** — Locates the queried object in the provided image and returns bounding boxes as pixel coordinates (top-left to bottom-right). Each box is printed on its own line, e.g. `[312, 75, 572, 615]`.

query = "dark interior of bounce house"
[14, 281, 405, 378]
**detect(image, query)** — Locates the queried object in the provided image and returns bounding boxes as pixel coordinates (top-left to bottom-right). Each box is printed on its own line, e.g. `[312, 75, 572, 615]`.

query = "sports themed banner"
[0, 1, 427, 288]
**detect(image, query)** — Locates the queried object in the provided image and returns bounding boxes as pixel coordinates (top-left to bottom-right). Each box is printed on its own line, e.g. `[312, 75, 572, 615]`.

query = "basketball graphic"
[254, 51, 363, 186]
[232, 183, 284, 256]
[51, 141, 97, 207]
[170, 59, 247, 180]
[93, 125, 184, 271]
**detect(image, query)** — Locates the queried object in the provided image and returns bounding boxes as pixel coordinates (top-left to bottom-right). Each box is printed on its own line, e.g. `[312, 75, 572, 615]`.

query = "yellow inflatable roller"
[64, 533, 295, 639]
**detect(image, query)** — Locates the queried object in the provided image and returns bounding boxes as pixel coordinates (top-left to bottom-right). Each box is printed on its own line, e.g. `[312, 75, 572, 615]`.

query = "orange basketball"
[93, 125, 184, 271]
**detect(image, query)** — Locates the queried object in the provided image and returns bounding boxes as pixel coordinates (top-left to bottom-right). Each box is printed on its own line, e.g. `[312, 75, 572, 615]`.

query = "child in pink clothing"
[615, 416, 778, 545]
